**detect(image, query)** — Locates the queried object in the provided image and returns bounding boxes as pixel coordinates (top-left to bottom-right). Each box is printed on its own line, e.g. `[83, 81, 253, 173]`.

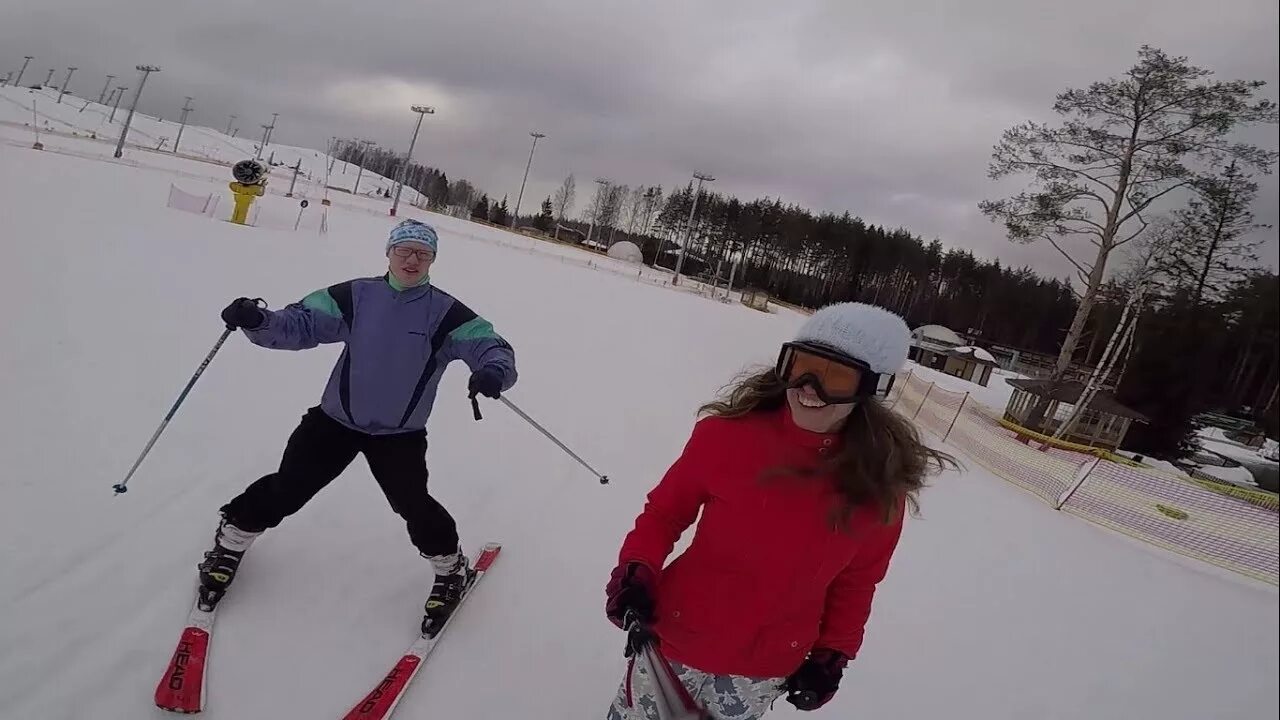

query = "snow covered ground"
[1, 127, 1277, 720]
[900, 361, 1023, 412]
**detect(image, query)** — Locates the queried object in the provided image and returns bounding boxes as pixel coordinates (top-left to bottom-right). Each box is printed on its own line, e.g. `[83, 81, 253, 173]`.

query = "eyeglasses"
[776, 342, 872, 404]
[392, 246, 435, 261]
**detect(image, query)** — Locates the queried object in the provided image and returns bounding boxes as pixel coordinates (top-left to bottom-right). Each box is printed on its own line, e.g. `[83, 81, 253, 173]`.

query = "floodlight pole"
[512, 131, 546, 227]
[391, 104, 435, 217]
[13, 56, 34, 88]
[672, 172, 714, 286]
[57, 66, 77, 103]
[98, 74, 116, 103]
[173, 96, 193, 153]
[109, 86, 127, 122]
[113, 65, 160, 159]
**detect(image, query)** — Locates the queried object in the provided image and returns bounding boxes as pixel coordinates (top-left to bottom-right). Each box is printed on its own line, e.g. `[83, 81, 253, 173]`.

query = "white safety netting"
[166, 184, 216, 217]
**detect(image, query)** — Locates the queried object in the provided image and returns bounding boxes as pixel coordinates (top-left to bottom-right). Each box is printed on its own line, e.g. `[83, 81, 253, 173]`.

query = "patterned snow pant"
[606, 656, 787, 720]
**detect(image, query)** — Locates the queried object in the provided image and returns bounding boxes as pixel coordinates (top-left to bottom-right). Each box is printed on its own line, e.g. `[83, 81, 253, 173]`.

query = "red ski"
[155, 601, 216, 713]
[342, 542, 502, 720]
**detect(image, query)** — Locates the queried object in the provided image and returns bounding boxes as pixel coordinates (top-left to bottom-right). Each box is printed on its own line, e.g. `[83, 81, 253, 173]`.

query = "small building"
[908, 324, 964, 370]
[943, 346, 1000, 387]
[1004, 379, 1148, 451]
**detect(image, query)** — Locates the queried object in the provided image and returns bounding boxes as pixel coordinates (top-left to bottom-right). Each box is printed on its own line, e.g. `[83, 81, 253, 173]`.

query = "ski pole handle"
[470, 394, 483, 421]
[223, 297, 268, 331]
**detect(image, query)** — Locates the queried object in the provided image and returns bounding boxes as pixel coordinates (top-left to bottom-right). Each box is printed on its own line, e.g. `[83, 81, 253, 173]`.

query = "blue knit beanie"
[386, 219, 439, 255]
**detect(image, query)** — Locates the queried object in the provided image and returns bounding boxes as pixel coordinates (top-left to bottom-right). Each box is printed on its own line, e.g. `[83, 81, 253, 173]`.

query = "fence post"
[911, 382, 935, 421]
[943, 392, 969, 443]
[888, 370, 912, 411]
[1056, 456, 1102, 510]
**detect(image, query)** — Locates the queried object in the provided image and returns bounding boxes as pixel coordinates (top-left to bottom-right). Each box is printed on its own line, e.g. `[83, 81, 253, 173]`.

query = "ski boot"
[421, 550, 475, 637]
[196, 518, 260, 610]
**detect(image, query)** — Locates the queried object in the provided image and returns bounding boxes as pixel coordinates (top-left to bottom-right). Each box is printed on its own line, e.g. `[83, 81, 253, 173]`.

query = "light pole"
[173, 96, 193, 153]
[352, 139, 375, 195]
[97, 75, 115, 103]
[225, 114, 236, 136]
[512, 131, 546, 228]
[263, 112, 279, 145]
[109, 86, 126, 123]
[57, 67, 77, 103]
[672, 172, 714, 286]
[14, 56, 33, 88]
[255, 123, 271, 160]
[391, 105, 434, 217]
[113, 65, 160, 159]
[44, 68, 55, 87]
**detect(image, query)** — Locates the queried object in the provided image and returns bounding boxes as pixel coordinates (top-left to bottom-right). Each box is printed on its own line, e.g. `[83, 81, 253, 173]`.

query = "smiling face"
[786, 385, 857, 433]
[388, 241, 435, 287]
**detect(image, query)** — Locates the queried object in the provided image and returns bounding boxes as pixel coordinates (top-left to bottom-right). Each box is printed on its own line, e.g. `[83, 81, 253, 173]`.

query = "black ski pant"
[221, 407, 459, 557]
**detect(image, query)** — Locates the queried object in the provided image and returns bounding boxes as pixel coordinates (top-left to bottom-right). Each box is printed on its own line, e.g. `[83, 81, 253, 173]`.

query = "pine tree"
[535, 197, 554, 232]
[491, 195, 510, 225]
[980, 46, 1277, 381]
[471, 194, 490, 221]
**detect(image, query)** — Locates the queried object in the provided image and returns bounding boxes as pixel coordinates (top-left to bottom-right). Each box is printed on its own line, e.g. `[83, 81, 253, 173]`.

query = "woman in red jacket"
[605, 302, 955, 719]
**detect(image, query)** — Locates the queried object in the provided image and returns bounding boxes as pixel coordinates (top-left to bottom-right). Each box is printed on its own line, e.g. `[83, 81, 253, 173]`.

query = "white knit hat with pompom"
[793, 302, 911, 375]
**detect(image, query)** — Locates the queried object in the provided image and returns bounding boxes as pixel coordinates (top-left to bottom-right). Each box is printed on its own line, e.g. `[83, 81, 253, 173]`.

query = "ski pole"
[624, 611, 706, 720]
[113, 303, 260, 494]
[474, 395, 610, 484]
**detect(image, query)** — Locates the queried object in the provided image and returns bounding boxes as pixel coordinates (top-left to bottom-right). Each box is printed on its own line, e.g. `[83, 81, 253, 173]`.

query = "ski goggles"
[776, 341, 883, 403]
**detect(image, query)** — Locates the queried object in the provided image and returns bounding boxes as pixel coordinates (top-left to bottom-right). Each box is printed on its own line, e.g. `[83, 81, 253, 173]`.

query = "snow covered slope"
[0, 84, 418, 202]
[0, 129, 1276, 720]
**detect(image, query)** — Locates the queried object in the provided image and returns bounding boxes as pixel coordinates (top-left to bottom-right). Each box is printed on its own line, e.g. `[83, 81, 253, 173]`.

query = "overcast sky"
[6, 0, 1278, 281]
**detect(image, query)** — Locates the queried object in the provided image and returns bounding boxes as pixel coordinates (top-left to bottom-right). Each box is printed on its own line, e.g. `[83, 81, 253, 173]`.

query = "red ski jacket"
[617, 407, 904, 678]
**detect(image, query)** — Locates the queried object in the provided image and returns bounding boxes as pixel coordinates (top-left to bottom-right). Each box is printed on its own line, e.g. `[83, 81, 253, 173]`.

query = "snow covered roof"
[950, 346, 998, 364]
[912, 324, 963, 346]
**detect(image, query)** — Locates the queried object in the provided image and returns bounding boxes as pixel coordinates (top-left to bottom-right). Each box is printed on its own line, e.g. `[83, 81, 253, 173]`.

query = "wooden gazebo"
[1004, 379, 1148, 451]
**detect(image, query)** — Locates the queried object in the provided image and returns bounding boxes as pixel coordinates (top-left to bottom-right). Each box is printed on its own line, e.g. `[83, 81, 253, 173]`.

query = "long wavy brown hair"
[700, 368, 958, 528]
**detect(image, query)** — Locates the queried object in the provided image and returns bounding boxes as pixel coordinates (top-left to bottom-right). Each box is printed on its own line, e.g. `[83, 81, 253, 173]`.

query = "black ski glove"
[221, 297, 266, 330]
[606, 561, 659, 657]
[605, 561, 658, 629]
[467, 364, 505, 400]
[785, 648, 848, 711]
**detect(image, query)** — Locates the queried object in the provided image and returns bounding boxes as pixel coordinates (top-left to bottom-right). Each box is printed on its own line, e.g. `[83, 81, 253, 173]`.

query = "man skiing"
[199, 218, 516, 637]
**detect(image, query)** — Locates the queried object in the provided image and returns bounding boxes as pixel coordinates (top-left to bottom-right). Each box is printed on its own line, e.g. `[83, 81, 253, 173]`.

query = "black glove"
[606, 562, 659, 657]
[467, 365, 505, 400]
[785, 648, 848, 711]
[605, 561, 658, 629]
[221, 297, 266, 330]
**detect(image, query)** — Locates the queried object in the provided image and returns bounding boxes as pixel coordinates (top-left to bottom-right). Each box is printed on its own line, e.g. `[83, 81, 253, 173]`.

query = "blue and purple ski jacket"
[244, 275, 517, 435]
